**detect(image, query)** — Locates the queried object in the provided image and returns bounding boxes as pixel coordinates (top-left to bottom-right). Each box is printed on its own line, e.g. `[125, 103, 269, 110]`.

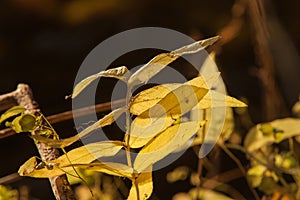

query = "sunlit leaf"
[128, 83, 207, 148]
[190, 53, 245, 157]
[128, 116, 175, 148]
[128, 36, 220, 86]
[128, 166, 153, 200]
[244, 118, 300, 152]
[72, 66, 130, 98]
[197, 91, 247, 109]
[130, 74, 219, 116]
[64, 161, 134, 179]
[18, 141, 123, 178]
[138, 85, 208, 118]
[31, 107, 126, 148]
[134, 121, 202, 172]
[0, 106, 25, 124]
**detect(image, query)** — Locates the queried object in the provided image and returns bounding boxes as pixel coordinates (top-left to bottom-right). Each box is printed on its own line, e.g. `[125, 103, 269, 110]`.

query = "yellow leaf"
[130, 84, 179, 116]
[130, 74, 219, 116]
[18, 141, 123, 178]
[31, 107, 126, 148]
[128, 36, 220, 86]
[134, 121, 202, 172]
[0, 106, 25, 124]
[55, 141, 123, 165]
[128, 116, 175, 148]
[188, 72, 220, 89]
[138, 85, 208, 118]
[72, 66, 130, 98]
[128, 83, 208, 148]
[128, 166, 153, 200]
[65, 161, 134, 179]
[244, 118, 300, 152]
[198, 90, 247, 109]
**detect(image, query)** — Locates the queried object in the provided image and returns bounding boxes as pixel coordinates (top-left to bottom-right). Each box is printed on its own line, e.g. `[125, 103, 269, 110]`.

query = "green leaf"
[134, 121, 202, 173]
[247, 165, 266, 188]
[9, 114, 36, 133]
[244, 118, 300, 152]
[18, 141, 123, 178]
[128, 166, 153, 200]
[0, 106, 25, 124]
[128, 36, 220, 86]
[72, 66, 130, 98]
[31, 107, 126, 148]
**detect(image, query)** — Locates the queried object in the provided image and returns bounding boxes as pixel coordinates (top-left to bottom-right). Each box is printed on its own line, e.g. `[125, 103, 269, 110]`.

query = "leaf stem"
[125, 85, 133, 168]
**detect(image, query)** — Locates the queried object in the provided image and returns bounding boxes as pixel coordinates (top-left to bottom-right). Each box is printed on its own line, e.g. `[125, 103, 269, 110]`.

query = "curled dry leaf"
[128, 36, 220, 86]
[72, 66, 130, 98]
[31, 107, 126, 148]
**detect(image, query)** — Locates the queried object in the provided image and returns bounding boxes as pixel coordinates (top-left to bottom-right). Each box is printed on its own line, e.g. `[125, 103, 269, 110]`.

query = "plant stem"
[124, 85, 141, 200]
[125, 85, 133, 168]
[195, 110, 206, 200]
[218, 141, 260, 200]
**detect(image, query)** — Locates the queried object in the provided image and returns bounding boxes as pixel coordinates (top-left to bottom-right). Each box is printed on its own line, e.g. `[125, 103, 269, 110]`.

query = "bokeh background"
[0, 0, 299, 199]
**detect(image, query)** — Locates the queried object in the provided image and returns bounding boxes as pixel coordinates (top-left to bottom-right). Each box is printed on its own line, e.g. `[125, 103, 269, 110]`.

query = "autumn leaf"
[134, 121, 203, 173]
[64, 161, 134, 179]
[128, 116, 175, 148]
[72, 66, 130, 98]
[128, 166, 153, 200]
[0, 106, 25, 124]
[128, 36, 220, 86]
[18, 141, 123, 178]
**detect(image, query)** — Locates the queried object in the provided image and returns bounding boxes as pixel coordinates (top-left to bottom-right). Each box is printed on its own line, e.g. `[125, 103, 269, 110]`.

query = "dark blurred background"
[0, 0, 299, 199]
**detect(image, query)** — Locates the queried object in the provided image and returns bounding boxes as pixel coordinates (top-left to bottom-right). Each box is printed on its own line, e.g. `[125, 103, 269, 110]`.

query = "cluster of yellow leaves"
[15, 36, 248, 200]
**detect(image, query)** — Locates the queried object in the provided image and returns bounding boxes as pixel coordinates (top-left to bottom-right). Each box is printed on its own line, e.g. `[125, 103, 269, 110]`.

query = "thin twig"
[195, 110, 206, 200]
[0, 172, 21, 185]
[48, 99, 125, 123]
[218, 141, 260, 200]
[0, 99, 126, 139]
